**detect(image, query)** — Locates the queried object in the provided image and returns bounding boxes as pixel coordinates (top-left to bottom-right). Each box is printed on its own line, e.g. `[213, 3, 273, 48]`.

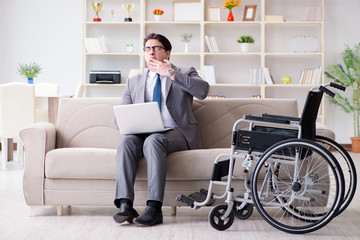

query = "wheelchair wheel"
[209, 204, 234, 231]
[233, 200, 253, 220]
[315, 135, 357, 216]
[251, 139, 344, 234]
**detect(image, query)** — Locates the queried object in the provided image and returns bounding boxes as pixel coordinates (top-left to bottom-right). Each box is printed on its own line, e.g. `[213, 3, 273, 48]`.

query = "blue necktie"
[153, 73, 161, 111]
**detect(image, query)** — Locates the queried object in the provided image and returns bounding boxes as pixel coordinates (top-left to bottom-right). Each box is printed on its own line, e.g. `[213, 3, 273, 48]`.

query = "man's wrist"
[167, 68, 174, 76]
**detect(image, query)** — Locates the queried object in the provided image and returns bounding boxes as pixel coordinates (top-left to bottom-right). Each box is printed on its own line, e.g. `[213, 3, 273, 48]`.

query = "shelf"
[204, 52, 261, 56]
[82, 0, 324, 120]
[84, 53, 141, 56]
[145, 21, 201, 25]
[204, 21, 262, 25]
[265, 52, 322, 56]
[264, 21, 322, 25]
[84, 22, 141, 25]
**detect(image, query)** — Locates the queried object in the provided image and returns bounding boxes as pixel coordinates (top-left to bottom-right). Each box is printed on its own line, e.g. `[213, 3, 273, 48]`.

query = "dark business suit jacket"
[121, 65, 209, 149]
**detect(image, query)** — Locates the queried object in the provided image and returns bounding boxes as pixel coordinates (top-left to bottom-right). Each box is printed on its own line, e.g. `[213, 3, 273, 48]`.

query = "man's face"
[144, 39, 170, 72]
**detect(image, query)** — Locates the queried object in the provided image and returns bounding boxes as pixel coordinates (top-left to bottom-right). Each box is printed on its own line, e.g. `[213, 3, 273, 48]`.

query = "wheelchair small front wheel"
[209, 204, 234, 231]
[233, 200, 253, 220]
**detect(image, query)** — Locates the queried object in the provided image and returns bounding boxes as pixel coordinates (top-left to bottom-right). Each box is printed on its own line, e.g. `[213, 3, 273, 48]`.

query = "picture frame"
[243, 5, 257, 21]
[173, 1, 201, 21]
[208, 7, 220, 21]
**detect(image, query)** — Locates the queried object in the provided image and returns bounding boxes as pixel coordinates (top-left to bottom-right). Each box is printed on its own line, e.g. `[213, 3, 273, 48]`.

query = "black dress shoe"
[113, 203, 139, 224]
[133, 206, 163, 226]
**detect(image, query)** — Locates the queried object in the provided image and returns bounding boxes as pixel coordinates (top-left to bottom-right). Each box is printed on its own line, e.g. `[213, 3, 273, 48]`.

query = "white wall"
[0, 0, 359, 143]
[324, 0, 360, 143]
[0, 0, 82, 96]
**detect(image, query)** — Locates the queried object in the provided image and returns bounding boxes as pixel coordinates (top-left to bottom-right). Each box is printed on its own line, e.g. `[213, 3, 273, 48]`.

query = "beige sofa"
[19, 97, 334, 215]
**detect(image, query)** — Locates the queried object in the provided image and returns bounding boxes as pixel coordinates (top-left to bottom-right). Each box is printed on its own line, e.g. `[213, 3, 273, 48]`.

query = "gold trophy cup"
[92, 2, 103, 22]
[122, 4, 134, 22]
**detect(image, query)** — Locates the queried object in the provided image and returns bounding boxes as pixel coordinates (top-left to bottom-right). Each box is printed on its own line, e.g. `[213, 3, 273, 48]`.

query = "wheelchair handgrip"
[330, 82, 346, 91]
[320, 86, 335, 98]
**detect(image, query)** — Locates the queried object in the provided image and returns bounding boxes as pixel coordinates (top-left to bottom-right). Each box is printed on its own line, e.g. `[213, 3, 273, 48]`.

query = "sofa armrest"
[19, 122, 56, 206]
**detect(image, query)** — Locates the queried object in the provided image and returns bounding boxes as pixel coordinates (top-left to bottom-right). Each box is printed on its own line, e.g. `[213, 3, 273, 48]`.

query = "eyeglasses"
[143, 46, 165, 52]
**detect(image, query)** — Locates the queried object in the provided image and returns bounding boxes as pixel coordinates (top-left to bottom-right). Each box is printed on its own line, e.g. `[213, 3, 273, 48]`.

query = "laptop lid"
[113, 102, 166, 135]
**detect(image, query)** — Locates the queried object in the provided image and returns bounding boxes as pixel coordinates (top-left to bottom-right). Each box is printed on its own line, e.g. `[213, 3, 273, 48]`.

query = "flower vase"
[184, 42, 189, 53]
[154, 15, 161, 22]
[27, 78, 33, 84]
[227, 10, 234, 21]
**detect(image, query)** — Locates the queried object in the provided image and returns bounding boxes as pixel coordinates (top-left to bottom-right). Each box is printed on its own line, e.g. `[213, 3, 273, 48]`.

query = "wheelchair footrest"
[176, 188, 215, 208]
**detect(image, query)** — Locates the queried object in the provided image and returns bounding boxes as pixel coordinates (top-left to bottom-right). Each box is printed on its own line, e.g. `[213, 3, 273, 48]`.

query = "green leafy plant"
[17, 62, 42, 79]
[237, 35, 255, 44]
[181, 33, 193, 43]
[325, 43, 360, 137]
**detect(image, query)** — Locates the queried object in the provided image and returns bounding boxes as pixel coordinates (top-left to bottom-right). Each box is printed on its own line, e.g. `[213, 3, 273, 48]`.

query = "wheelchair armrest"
[260, 113, 301, 122]
[244, 115, 291, 124]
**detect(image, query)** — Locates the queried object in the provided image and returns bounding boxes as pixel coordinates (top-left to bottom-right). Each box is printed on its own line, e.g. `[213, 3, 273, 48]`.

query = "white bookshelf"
[81, 0, 324, 118]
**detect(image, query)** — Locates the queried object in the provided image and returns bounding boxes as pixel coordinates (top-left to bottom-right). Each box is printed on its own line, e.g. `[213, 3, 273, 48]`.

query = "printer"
[89, 70, 121, 84]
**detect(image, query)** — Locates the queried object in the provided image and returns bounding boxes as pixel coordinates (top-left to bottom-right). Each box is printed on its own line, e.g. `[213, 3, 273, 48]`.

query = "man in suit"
[113, 33, 209, 226]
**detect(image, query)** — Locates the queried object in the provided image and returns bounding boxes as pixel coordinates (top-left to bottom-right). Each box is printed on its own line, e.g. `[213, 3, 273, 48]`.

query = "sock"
[147, 200, 162, 212]
[114, 198, 133, 208]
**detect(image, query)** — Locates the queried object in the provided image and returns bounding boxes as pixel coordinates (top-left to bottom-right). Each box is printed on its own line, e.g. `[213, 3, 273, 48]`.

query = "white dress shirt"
[145, 71, 177, 129]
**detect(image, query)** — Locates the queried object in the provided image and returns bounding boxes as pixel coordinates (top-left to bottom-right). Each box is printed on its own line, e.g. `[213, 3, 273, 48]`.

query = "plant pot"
[154, 15, 161, 22]
[240, 43, 250, 53]
[27, 78, 33, 84]
[184, 42, 189, 53]
[351, 137, 360, 153]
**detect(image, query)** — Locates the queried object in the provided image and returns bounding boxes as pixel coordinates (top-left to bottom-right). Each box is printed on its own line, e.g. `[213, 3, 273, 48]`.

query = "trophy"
[122, 4, 134, 22]
[92, 2, 103, 22]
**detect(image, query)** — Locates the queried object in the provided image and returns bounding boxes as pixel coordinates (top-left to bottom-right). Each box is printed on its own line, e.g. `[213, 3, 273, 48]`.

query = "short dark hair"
[144, 33, 172, 51]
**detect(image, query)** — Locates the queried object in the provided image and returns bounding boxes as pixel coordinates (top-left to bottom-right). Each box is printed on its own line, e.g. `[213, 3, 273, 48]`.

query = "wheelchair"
[177, 82, 357, 234]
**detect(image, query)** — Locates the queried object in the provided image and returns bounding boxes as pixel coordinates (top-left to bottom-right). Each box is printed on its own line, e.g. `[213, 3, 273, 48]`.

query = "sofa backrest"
[193, 98, 298, 149]
[56, 98, 298, 149]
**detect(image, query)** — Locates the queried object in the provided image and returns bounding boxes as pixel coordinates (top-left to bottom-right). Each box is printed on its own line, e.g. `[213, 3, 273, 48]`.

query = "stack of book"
[298, 66, 322, 85]
[249, 67, 262, 84]
[302, 6, 322, 21]
[204, 36, 219, 53]
[84, 35, 109, 53]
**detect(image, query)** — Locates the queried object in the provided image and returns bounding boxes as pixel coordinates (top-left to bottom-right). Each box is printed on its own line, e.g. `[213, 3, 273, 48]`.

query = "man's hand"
[148, 59, 174, 79]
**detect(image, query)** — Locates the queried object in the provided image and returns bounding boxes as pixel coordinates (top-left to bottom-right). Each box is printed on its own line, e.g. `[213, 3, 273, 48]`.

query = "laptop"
[113, 102, 168, 135]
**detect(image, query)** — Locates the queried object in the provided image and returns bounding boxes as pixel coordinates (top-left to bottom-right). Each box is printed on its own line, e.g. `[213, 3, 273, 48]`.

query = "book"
[264, 15, 284, 22]
[264, 68, 274, 85]
[85, 38, 101, 53]
[203, 65, 216, 84]
[204, 35, 213, 53]
[249, 67, 261, 84]
[209, 37, 219, 53]
[303, 6, 322, 21]
[99, 35, 109, 53]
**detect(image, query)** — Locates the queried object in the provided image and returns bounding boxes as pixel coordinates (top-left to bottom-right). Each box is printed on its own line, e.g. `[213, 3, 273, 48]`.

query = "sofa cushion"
[45, 148, 235, 181]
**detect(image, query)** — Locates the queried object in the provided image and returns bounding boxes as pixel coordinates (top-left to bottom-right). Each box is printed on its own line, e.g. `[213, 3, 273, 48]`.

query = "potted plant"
[153, 9, 164, 22]
[181, 33, 193, 53]
[324, 43, 360, 152]
[237, 35, 255, 52]
[17, 62, 42, 84]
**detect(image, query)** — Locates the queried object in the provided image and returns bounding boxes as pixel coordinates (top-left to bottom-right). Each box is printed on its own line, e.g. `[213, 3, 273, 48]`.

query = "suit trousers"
[115, 128, 189, 205]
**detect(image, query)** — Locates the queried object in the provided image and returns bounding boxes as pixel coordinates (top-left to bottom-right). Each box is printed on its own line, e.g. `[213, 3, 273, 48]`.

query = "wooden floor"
[0, 152, 359, 240]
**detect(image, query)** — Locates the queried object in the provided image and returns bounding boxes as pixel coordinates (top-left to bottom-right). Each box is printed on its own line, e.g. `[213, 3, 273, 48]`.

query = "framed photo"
[173, 1, 201, 21]
[208, 7, 220, 21]
[243, 5, 257, 21]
